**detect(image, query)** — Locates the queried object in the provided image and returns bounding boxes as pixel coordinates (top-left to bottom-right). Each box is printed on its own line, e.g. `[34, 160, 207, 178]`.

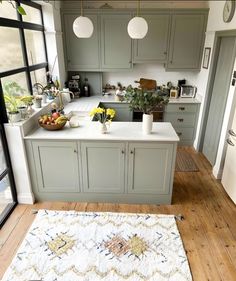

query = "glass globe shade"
[73, 16, 94, 38]
[127, 16, 148, 39]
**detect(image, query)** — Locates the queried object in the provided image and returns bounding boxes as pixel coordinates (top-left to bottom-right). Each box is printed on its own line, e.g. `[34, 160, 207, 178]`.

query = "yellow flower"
[106, 108, 116, 118]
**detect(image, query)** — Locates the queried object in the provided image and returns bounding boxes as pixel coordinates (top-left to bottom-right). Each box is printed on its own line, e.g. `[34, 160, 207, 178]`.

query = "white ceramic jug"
[61, 89, 75, 103]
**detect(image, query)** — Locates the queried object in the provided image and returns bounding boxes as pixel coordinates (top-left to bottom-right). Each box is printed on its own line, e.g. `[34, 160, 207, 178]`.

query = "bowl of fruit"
[38, 112, 68, 131]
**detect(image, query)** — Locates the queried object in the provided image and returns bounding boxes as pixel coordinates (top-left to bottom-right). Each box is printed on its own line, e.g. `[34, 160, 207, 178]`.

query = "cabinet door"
[166, 14, 206, 70]
[63, 14, 100, 70]
[81, 142, 125, 193]
[101, 102, 133, 121]
[101, 14, 132, 69]
[32, 141, 80, 192]
[133, 14, 170, 63]
[128, 143, 174, 194]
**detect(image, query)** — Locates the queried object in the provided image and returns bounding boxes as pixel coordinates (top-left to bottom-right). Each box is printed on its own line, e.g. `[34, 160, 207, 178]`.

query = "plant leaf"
[17, 6, 26, 15]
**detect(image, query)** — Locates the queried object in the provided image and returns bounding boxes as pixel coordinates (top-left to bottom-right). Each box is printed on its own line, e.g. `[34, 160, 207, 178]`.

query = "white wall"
[194, 1, 236, 178]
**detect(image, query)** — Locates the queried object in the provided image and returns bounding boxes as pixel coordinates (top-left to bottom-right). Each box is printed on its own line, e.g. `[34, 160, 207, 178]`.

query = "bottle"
[83, 78, 90, 97]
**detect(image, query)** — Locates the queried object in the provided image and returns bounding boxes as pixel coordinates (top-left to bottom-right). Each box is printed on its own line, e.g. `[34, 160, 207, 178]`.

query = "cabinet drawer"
[174, 127, 195, 141]
[165, 103, 198, 113]
[164, 113, 196, 127]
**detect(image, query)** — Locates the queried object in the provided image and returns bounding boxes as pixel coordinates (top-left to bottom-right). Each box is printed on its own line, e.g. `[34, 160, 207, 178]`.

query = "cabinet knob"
[163, 51, 167, 55]
[130, 150, 134, 154]
[177, 132, 182, 136]
[179, 107, 185, 111]
[121, 150, 125, 154]
[129, 60, 132, 64]
[177, 118, 184, 122]
[227, 138, 235, 146]
[170, 60, 173, 64]
[74, 149, 77, 153]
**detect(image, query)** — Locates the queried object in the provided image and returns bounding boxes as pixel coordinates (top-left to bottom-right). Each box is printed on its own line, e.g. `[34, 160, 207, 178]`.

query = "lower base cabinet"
[26, 140, 177, 204]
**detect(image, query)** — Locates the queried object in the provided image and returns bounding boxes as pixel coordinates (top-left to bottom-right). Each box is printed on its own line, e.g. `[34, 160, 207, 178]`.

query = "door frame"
[197, 30, 236, 154]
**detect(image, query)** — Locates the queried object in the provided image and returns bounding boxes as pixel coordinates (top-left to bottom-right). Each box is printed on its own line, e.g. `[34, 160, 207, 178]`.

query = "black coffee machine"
[68, 75, 81, 98]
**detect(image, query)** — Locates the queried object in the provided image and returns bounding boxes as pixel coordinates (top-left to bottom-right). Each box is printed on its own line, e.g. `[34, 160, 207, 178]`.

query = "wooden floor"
[0, 147, 236, 280]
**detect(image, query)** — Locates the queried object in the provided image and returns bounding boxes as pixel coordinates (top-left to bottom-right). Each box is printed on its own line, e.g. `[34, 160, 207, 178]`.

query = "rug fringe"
[175, 214, 184, 221]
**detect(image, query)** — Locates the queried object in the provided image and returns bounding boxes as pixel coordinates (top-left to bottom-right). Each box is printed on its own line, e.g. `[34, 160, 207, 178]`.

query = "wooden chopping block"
[134, 78, 157, 90]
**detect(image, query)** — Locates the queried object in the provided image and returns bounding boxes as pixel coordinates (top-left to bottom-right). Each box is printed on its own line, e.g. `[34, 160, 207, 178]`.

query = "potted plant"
[89, 107, 116, 133]
[125, 85, 169, 134]
[4, 93, 21, 122]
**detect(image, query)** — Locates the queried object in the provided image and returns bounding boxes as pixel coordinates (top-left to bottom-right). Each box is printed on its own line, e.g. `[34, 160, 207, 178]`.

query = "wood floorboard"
[0, 147, 236, 280]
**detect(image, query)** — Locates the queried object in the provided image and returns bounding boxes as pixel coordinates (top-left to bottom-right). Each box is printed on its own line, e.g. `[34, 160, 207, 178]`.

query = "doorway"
[201, 33, 236, 166]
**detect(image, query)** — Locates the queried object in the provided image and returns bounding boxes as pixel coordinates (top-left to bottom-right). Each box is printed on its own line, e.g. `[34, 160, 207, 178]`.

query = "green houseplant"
[125, 85, 169, 134]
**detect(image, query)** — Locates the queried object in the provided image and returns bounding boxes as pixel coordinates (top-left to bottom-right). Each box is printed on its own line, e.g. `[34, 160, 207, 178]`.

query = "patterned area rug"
[175, 150, 199, 172]
[2, 210, 192, 281]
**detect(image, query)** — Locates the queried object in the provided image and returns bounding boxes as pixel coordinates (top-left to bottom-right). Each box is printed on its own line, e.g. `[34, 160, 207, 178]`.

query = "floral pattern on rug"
[2, 210, 192, 281]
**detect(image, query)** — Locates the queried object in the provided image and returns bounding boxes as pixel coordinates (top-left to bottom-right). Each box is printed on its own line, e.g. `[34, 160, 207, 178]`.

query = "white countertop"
[24, 121, 179, 142]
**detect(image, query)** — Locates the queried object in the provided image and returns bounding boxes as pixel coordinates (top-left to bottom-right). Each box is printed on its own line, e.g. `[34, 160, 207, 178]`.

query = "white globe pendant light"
[127, 0, 148, 39]
[73, 0, 94, 38]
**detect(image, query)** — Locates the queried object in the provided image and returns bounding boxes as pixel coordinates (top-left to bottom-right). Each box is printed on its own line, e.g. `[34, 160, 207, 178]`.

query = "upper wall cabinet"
[166, 13, 207, 71]
[63, 14, 100, 71]
[101, 14, 132, 70]
[133, 14, 170, 63]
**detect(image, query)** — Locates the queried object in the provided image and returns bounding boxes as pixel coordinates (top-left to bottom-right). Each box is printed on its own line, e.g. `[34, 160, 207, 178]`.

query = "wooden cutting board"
[134, 78, 157, 90]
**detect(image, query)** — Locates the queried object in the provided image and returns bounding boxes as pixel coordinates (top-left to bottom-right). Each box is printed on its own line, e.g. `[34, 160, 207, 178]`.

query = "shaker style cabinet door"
[166, 14, 206, 70]
[63, 14, 100, 70]
[81, 142, 126, 193]
[101, 14, 132, 69]
[133, 14, 170, 63]
[127, 143, 174, 194]
[30, 141, 80, 193]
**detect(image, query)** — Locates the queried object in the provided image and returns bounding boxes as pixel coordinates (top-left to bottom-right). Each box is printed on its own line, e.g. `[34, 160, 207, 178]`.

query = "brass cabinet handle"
[130, 150, 134, 154]
[179, 107, 185, 111]
[177, 118, 184, 122]
[229, 129, 236, 137]
[121, 150, 125, 154]
[227, 138, 235, 146]
[74, 149, 77, 153]
[177, 132, 182, 136]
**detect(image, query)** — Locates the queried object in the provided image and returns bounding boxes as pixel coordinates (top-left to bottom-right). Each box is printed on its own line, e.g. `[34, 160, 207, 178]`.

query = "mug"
[61, 90, 74, 103]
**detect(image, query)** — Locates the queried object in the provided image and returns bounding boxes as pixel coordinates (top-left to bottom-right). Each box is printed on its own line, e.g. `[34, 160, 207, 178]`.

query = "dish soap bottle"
[83, 78, 90, 97]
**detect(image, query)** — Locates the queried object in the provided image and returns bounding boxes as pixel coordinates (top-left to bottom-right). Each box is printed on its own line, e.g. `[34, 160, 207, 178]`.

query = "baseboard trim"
[17, 193, 35, 204]
[212, 166, 223, 179]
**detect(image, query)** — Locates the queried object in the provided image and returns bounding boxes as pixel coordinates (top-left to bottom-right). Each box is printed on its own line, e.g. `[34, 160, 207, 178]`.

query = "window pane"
[0, 1, 18, 20]
[24, 30, 46, 65]
[1, 72, 28, 95]
[31, 68, 47, 86]
[0, 175, 13, 217]
[0, 138, 7, 175]
[0, 27, 24, 73]
[21, 4, 42, 25]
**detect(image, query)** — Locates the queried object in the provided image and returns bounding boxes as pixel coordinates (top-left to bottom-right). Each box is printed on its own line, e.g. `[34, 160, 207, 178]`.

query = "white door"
[222, 104, 236, 204]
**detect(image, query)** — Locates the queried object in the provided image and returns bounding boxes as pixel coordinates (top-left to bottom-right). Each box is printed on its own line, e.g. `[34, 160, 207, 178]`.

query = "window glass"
[21, 4, 42, 25]
[31, 68, 47, 87]
[1, 72, 28, 95]
[0, 138, 6, 175]
[0, 175, 13, 213]
[24, 30, 46, 65]
[0, 1, 18, 20]
[0, 27, 24, 73]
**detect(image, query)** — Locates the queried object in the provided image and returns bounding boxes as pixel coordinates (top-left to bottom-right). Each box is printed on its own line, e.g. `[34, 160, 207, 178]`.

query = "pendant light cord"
[81, 0, 83, 16]
[137, 0, 140, 16]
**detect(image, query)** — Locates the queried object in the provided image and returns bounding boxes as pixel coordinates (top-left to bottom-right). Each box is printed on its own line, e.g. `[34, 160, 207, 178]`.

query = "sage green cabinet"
[101, 14, 132, 69]
[133, 14, 170, 63]
[164, 103, 200, 145]
[166, 14, 206, 70]
[63, 14, 100, 71]
[27, 141, 80, 193]
[100, 102, 133, 121]
[128, 143, 174, 194]
[81, 142, 125, 193]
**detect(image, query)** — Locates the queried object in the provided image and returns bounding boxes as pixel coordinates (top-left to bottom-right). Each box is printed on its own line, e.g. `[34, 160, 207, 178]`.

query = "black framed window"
[0, 0, 49, 227]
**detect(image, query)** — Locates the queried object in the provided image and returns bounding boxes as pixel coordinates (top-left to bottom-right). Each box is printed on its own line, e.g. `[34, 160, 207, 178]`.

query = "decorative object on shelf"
[202, 47, 211, 69]
[223, 0, 235, 22]
[125, 85, 169, 134]
[33, 95, 42, 108]
[38, 113, 68, 131]
[73, 0, 94, 38]
[169, 87, 179, 99]
[89, 107, 116, 134]
[127, 0, 148, 39]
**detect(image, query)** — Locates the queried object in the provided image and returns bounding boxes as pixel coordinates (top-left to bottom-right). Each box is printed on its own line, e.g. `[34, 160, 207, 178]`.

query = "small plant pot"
[8, 111, 21, 123]
[18, 106, 27, 120]
[34, 99, 42, 108]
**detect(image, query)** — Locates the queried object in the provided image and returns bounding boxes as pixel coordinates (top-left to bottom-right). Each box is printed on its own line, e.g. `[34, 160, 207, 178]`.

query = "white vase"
[142, 113, 153, 134]
[99, 122, 107, 134]
[8, 112, 21, 123]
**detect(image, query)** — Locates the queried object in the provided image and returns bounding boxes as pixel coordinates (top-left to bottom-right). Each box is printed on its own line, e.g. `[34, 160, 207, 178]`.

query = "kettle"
[61, 89, 75, 103]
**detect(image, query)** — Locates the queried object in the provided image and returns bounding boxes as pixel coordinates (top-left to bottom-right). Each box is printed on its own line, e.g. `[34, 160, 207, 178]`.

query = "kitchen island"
[25, 121, 179, 204]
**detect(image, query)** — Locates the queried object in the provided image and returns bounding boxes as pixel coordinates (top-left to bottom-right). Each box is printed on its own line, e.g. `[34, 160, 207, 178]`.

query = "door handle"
[179, 107, 185, 111]
[229, 129, 236, 137]
[177, 132, 182, 136]
[226, 138, 235, 146]
[177, 118, 184, 122]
